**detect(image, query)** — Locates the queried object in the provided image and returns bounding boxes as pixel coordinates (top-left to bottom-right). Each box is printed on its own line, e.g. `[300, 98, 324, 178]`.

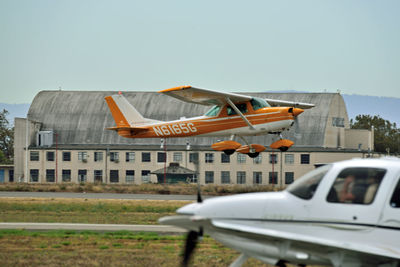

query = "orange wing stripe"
[158, 85, 191, 93]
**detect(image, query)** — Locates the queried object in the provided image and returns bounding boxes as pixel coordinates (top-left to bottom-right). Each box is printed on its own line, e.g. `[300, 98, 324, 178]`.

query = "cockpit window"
[205, 105, 221, 117]
[251, 97, 270, 110]
[287, 165, 331, 200]
[326, 167, 386, 205]
[227, 103, 248, 116]
[390, 178, 400, 208]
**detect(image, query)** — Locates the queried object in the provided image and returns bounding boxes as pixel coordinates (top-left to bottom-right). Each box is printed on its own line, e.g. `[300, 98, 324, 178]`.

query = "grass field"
[0, 196, 283, 266]
[0, 229, 272, 267]
[0, 198, 189, 224]
[0, 182, 279, 195]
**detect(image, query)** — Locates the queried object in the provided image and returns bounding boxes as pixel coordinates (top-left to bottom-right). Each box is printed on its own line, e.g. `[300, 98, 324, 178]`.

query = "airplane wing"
[211, 219, 400, 265]
[159, 86, 252, 106]
[265, 99, 315, 109]
[160, 215, 399, 265]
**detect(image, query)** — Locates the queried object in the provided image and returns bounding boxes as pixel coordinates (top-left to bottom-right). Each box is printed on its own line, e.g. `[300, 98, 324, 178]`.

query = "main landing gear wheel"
[223, 149, 235, 155]
[279, 146, 289, 152]
[247, 152, 259, 158]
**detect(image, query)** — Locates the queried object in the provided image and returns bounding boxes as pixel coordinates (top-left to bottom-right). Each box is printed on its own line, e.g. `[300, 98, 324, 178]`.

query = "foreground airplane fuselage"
[160, 158, 400, 267]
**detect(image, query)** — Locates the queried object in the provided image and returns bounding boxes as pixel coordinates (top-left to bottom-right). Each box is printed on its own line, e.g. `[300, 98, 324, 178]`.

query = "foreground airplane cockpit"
[160, 157, 400, 267]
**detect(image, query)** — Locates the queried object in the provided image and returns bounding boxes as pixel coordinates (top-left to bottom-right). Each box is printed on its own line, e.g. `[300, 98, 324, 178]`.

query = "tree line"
[0, 109, 14, 164]
[350, 114, 400, 155]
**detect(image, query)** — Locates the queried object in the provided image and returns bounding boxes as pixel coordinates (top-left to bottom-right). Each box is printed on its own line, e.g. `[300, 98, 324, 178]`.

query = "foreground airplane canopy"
[160, 157, 400, 267]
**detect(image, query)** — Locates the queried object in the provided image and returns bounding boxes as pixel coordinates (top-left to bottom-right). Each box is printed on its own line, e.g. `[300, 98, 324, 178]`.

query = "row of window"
[204, 171, 294, 184]
[30, 151, 311, 165]
[29, 169, 295, 185]
[29, 169, 152, 183]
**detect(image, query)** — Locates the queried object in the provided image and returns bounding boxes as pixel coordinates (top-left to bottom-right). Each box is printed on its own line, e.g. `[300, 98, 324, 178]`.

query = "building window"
[78, 169, 87, 183]
[237, 154, 246, 164]
[269, 172, 278, 184]
[300, 154, 310, 164]
[158, 152, 166, 163]
[221, 171, 230, 184]
[62, 169, 71, 182]
[63, 152, 71, 161]
[141, 170, 151, 183]
[94, 152, 103, 162]
[110, 152, 119, 162]
[205, 153, 214, 163]
[253, 154, 262, 164]
[237, 171, 246, 184]
[142, 152, 151, 163]
[126, 170, 135, 183]
[46, 151, 54, 161]
[94, 170, 103, 183]
[205, 171, 214, 184]
[30, 151, 39, 161]
[285, 172, 294, 184]
[189, 153, 199, 163]
[125, 152, 135, 162]
[269, 154, 277, 164]
[285, 154, 294, 164]
[173, 152, 182, 162]
[9, 170, 14, 182]
[78, 152, 87, 162]
[332, 117, 345, 127]
[30, 169, 39, 182]
[110, 170, 119, 183]
[46, 169, 55, 183]
[253, 172, 262, 184]
[221, 153, 230, 163]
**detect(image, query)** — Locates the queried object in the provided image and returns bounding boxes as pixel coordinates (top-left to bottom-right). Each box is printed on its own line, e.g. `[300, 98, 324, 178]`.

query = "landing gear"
[223, 149, 235, 155]
[247, 152, 260, 158]
[212, 137, 265, 158]
[270, 135, 294, 152]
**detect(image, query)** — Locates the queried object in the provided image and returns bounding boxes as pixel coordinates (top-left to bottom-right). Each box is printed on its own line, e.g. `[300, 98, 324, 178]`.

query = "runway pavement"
[0, 191, 212, 201]
[0, 222, 186, 233]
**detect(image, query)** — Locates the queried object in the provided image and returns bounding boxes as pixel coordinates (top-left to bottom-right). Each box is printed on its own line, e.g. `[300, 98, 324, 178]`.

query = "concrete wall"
[23, 147, 369, 186]
[345, 128, 373, 151]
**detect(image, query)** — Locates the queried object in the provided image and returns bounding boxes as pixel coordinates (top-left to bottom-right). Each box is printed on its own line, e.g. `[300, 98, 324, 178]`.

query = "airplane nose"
[292, 108, 304, 117]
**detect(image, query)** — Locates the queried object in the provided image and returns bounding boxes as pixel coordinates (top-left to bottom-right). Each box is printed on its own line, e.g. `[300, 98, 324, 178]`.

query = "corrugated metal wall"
[27, 90, 336, 147]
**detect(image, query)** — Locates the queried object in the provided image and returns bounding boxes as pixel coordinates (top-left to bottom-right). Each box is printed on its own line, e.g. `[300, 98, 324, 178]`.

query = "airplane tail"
[105, 94, 148, 127]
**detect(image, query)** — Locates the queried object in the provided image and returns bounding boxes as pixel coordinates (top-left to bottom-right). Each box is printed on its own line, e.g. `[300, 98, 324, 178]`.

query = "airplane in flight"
[105, 86, 314, 157]
[160, 157, 400, 267]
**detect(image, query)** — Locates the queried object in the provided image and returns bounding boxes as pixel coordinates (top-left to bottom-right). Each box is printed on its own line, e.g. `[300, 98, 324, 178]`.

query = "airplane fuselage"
[118, 106, 296, 139]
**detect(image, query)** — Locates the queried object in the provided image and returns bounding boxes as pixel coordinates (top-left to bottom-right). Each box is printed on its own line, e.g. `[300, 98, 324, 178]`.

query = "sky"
[0, 0, 399, 104]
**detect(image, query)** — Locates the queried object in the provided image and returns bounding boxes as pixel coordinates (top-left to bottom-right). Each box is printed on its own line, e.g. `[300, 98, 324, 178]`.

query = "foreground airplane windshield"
[105, 86, 314, 157]
[160, 157, 400, 267]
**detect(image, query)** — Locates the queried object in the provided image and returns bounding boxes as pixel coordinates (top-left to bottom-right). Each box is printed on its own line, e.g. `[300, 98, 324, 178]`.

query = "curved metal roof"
[27, 90, 342, 148]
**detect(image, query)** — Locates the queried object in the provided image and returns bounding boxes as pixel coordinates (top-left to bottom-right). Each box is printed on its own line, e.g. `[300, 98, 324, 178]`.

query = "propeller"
[182, 230, 200, 267]
[182, 182, 203, 266]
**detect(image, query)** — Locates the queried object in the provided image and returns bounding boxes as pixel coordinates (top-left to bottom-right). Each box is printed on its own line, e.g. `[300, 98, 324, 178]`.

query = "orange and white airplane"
[105, 86, 314, 157]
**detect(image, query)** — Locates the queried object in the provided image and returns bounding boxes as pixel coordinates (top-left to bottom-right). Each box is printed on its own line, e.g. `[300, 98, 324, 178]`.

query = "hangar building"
[12, 90, 374, 186]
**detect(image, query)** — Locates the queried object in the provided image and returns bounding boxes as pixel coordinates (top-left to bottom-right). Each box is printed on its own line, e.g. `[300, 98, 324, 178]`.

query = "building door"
[0, 170, 4, 183]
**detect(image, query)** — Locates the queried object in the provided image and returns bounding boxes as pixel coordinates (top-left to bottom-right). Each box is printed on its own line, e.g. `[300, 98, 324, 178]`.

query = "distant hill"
[0, 92, 398, 127]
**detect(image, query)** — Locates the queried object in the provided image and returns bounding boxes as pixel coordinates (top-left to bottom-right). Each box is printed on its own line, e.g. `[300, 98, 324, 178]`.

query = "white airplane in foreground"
[160, 157, 400, 267]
